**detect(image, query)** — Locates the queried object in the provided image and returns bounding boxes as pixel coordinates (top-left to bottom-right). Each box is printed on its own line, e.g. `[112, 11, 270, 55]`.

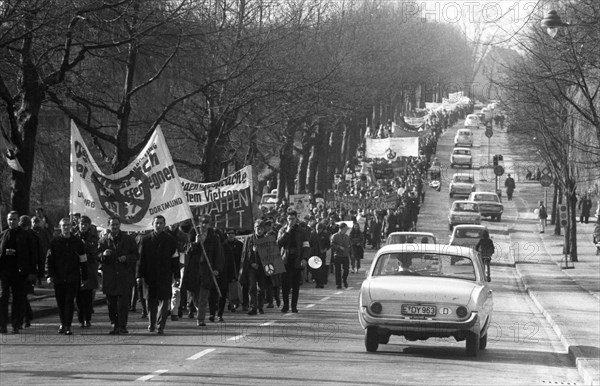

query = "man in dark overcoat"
[98, 216, 139, 334]
[182, 215, 223, 327]
[137, 215, 178, 334]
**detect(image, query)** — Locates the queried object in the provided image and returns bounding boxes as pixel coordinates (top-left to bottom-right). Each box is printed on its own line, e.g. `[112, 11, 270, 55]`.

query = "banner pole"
[190, 216, 222, 298]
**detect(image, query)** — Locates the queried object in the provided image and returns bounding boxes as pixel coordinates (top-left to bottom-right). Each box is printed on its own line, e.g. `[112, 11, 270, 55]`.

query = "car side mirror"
[365, 271, 369, 279]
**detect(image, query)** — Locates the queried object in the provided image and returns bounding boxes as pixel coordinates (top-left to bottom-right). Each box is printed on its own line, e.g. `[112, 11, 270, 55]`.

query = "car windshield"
[455, 229, 483, 238]
[458, 131, 471, 136]
[454, 202, 479, 212]
[453, 150, 470, 156]
[473, 194, 499, 202]
[454, 176, 473, 183]
[388, 234, 436, 244]
[373, 252, 476, 281]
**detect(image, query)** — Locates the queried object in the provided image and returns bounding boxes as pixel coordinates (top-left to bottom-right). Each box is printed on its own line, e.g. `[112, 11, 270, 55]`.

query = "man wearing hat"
[277, 210, 311, 313]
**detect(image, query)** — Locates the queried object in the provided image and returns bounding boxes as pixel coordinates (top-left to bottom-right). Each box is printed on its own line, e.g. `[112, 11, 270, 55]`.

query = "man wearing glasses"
[277, 210, 311, 313]
[137, 215, 179, 335]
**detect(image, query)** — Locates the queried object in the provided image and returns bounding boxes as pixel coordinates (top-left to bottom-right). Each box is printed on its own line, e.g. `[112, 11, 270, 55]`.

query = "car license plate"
[401, 304, 437, 316]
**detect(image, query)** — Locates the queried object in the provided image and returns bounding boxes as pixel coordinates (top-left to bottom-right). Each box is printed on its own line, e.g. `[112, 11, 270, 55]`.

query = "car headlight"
[456, 306, 468, 318]
[370, 302, 383, 314]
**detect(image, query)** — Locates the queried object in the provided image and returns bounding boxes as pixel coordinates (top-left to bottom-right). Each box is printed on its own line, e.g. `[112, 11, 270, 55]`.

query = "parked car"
[449, 224, 489, 249]
[454, 128, 473, 147]
[464, 114, 480, 128]
[450, 147, 472, 169]
[476, 112, 486, 124]
[468, 191, 504, 221]
[358, 244, 493, 356]
[387, 232, 437, 245]
[448, 200, 481, 230]
[449, 174, 476, 198]
[481, 108, 493, 122]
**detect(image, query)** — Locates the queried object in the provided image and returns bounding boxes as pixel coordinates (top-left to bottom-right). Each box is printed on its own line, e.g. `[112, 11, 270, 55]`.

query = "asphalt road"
[0, 120, 584, 385]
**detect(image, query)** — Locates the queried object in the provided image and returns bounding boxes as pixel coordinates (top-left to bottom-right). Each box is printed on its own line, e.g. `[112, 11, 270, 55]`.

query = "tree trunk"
[550, 183, 558, 225]
[340, 122, 350, 169]
[295, 126, 311, 194]
[554, 185, 562, 236]
[10, 24, 44, 216]
[568, 192, 578, 262]
[11, 107, 40, 216]
[307, 122, 322, 195]
[277, 120, 298, 202]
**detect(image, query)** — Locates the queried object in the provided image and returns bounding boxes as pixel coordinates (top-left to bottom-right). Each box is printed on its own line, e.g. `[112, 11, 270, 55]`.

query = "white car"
[468, 191, 504, 221]
[358, 244, 493, 356]
[454, 129, 473, 147]
[450, 147, 472, 169]
[464, 114, 480, 128]
[448, 200, 481, 230]
[481, 108, 493, 122]
[387, 232, 437, 245]
[259, 193, 277, 213]
[449, 174, 476, 198]
[449, 224, 489, 250]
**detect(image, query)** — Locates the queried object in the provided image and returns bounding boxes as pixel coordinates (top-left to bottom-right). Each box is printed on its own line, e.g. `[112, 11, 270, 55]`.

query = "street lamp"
[541, 10, 567, 38]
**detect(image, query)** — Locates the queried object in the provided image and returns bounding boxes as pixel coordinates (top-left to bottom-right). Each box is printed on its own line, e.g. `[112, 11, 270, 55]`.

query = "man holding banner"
[182, 215, 223, 327]
[239, 219, 269, 315]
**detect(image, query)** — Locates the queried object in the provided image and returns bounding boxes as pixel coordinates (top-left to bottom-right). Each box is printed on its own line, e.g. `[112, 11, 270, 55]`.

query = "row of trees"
[0, 0, 473, 219]
[498, 0, 600, 261]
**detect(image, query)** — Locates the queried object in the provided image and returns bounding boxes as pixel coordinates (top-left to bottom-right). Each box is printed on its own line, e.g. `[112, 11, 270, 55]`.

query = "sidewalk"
[504, 164, 600, 385]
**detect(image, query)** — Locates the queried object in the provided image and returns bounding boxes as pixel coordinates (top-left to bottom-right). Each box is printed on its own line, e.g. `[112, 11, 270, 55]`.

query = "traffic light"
[493, 154, 503, 167]
[559, 204, 568, 227]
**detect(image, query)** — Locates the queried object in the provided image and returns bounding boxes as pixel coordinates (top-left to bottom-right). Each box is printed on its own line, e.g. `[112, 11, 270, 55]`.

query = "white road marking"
[135, 369, 168, 382]
[260, 321, 274, 326]
[186, 348, 215, 361]
[227, 334, 245, 341]
[334, 291, 343, 295]
[305, 304, 315, 308]
[320, 296, 331, 301]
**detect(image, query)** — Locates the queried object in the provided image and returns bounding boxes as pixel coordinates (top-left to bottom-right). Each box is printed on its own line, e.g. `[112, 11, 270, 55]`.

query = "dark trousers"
[107, 289, 132, 329]
[54, 282, 79, 329]
[147, 296, 169, 330]
[281, 264, 301, 309]
[209, 282, 228, 317]
[242, 283, 250, 308]
[247, 269, 266, 310]
[334, 256, 350, 287]
[135, 281, 147, 314]
[581, 215, 590, 224]
[130, 284, 138, 310]
[0, 272, 25, 329]
[322, 264, 329, 285]
[76, 289, 94, 323]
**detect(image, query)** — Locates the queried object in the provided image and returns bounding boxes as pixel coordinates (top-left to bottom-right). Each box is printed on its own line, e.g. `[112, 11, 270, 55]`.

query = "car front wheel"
[466, 331, 480, 357]
[365, 326, 379, 352]
[479, 333, 488, 350]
